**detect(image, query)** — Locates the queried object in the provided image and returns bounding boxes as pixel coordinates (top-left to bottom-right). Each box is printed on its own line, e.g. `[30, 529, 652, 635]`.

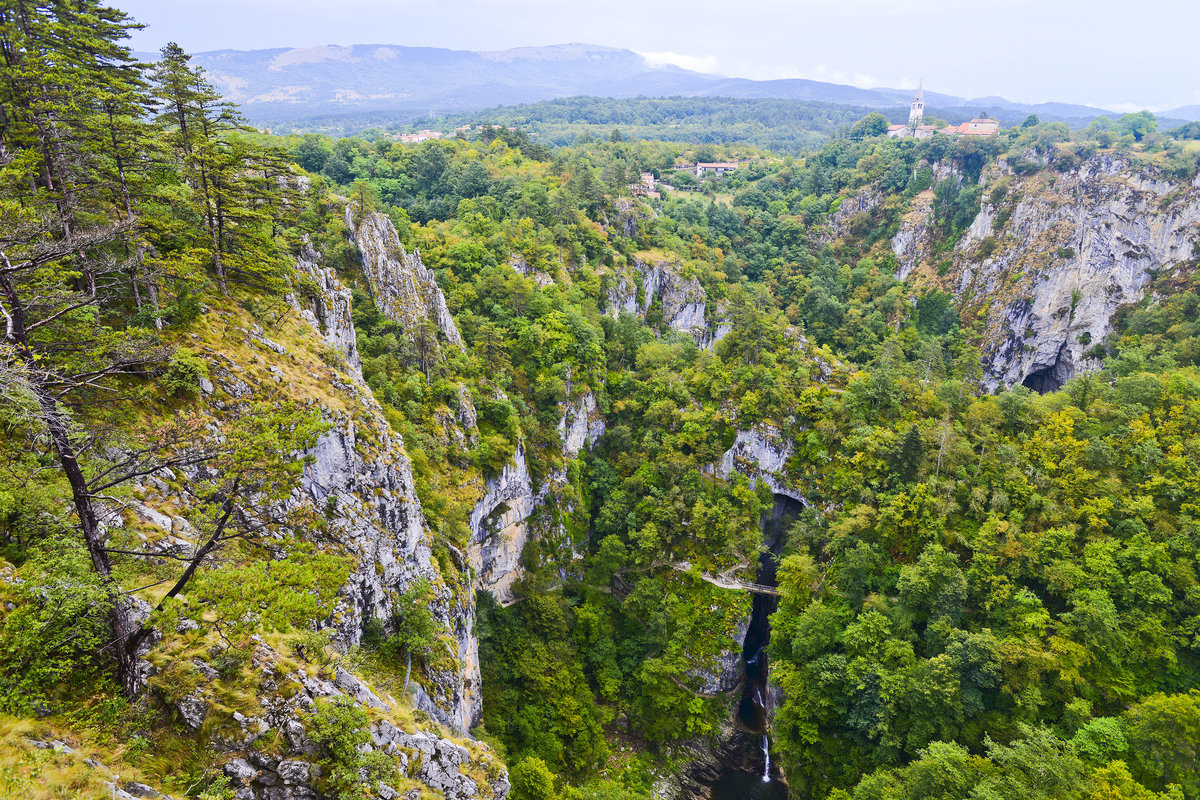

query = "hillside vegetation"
[2, 4, 1200, 800]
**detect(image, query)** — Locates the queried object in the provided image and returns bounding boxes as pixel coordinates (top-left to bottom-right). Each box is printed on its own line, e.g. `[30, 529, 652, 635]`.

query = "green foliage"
[160, 347, 210, 396]
[4, 8, 1200, 800]
[1115, 111, 1159, 142]
[309, 697, 397, 799]
[1124, 691, 1200, 796]
[851, 113, 891, 140]
[161, 549, 351, 641]
[510, 756, 559, 800]
[0, 536, 111, 714]
[477, 593, 609, 777]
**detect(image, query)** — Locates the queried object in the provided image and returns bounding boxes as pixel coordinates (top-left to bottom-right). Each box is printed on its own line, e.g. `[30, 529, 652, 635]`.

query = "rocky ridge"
[112, 240, 511, 797]
[348, 209, 464, 349]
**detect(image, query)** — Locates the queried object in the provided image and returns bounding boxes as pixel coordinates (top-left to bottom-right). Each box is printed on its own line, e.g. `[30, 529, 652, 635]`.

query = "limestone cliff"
[558, 390, 605, 458]
[467, 445, 535, 605]
[893, 155, 1200, 390]
[291, 241, 363, 379]
[607, 258, 728, 347]
[466, 371, 605, 605]
[118, 242, 509, 799]
[715, 426, 808, 507]
[348, 208, 464, 348]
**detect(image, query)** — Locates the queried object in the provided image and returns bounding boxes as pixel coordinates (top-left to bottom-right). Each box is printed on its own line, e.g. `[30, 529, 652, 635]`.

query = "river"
[709, 495, 800, 799]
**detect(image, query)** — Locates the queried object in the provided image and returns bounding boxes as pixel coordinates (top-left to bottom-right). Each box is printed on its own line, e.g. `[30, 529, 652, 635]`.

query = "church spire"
[908, 79, 925, 128]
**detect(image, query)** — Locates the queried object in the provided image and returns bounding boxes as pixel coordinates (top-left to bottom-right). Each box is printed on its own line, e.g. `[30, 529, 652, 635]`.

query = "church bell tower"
[908, 80, 925, 128]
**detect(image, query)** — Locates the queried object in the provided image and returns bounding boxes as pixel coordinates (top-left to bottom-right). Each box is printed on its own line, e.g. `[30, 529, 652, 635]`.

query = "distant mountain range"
[161, 43, 1197, 132]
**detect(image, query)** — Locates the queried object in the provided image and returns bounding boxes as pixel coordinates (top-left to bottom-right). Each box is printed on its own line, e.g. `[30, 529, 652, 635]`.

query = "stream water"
[709, 496, 800, 800]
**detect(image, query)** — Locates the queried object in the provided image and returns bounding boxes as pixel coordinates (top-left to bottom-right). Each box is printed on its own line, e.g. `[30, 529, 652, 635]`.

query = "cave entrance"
[1020, 343, 1072, 394]
[1021, 366, 1063, 393]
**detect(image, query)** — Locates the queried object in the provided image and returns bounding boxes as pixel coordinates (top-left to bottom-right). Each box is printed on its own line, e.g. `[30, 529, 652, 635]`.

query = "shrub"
[309, 697, 396, 798]
[509, 757, 558, 800]
[161, 347, 209, 396]
[0, 536, 111, 714]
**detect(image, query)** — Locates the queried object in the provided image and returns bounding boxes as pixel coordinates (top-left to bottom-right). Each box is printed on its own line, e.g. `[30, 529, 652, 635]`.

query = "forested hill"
[4, 4, 1200, 800]
[174, 42, 1131, 135]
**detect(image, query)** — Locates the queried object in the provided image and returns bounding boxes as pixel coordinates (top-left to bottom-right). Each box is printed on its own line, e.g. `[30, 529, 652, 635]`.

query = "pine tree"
[2, 6, 312, 700]
[149, 43, 296, 293]
[894, 423, 926, 484]
[0, 0, 149, 296]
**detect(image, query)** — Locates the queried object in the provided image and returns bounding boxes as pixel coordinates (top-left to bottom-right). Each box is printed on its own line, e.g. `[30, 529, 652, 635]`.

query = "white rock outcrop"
[200, 641, 508, 800]
[558, 391, 605, 458]
[348, 209, 464, 348]
[607, 259, 715, 344]
[290, 241, 363, 380]
[467, 447, 536, 605]
[715, 426, 807, 506]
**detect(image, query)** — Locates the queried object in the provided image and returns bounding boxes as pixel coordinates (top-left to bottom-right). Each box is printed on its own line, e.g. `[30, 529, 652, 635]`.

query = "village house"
[942, 118, 1001, 136]
[695, 161, 740, 177]
[397, 129, 444, 144]
[631, 172, 661, 199]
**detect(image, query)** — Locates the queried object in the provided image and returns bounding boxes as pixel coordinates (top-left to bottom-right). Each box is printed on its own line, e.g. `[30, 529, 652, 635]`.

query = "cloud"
[806, 65, 880, 88]
[638, 50, 721, 75]
[1101, 102, 1170, 115]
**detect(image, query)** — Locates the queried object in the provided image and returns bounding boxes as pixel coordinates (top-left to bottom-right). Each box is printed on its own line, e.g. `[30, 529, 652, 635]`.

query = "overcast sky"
[112, 0, 1199, 112]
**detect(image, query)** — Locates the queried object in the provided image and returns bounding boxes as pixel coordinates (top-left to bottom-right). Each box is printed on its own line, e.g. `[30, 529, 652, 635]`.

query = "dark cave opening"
[1020, 342, 1073, 394]
[1021, 366, 1063, 393]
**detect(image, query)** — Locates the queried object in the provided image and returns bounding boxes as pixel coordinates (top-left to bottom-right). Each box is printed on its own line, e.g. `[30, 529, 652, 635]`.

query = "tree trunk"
[36, 384, 144, 696]
[2, 264, 143, 697]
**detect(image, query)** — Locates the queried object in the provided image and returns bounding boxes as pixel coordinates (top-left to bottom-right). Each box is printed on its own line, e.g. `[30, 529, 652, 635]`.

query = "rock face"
[822, 187, 881, 244]
[467, 370, 605, 606]
[688, 615, 751, 697]
[371, 721, 510, 800]
[348, 209, 464, 348]
[467, 446, 536, 605]
[299, 406, 480, 733]
[715, 427, 807, 506]
[197, 640, 508, 800]
[291, 241, 362, 379]
[508, 254, 554, 288]
[656, 724, 782, 800]
[203, 242, 483, 735]
[558, 391, 605, 458]
[160, 243, 511, 799]
[608, 259, 717, 345]
[893, 155, 1200, 390]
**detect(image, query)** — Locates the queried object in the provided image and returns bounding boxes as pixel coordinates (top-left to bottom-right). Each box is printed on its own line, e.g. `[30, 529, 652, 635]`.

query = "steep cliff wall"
[467, 446, 536, 605]
[348, 209, 464, 348]
[109, 242, 513, 799]
[893, 155, 1200, 390]
[291, 240, 363, 379]
[558, 390, 605, 458]
[607, 258, 729, 347]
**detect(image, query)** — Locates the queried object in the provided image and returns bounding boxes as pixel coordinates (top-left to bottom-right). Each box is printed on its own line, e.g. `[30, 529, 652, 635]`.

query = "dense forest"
[2, 3, 1199, 800]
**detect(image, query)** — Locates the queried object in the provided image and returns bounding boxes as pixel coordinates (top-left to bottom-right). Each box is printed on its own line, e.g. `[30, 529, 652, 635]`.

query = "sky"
[112, 0, 1200, 113]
